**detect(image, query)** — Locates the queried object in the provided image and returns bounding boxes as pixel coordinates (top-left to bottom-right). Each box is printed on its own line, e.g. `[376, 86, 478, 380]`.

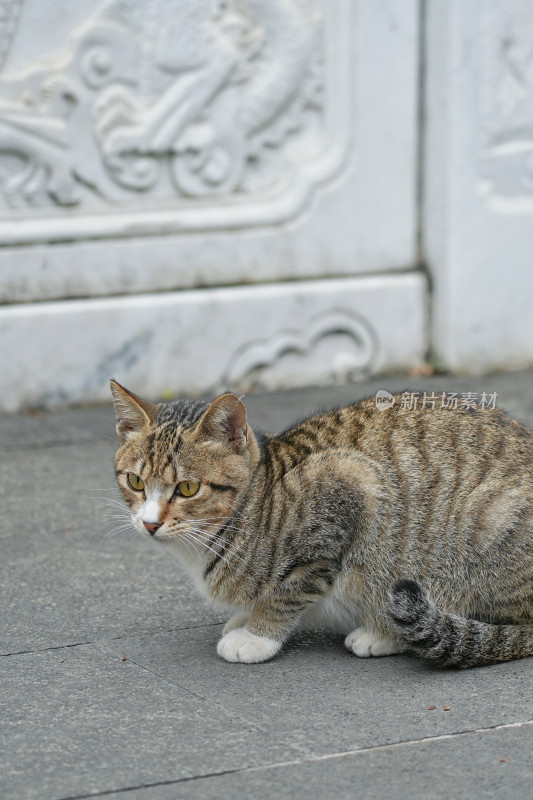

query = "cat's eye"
[176, 480, 200, 497]
[127, 473, 145, 491]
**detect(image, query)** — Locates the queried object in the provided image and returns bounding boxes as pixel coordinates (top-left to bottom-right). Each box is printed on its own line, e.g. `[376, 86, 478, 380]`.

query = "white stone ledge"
[0, 274, 427, 412]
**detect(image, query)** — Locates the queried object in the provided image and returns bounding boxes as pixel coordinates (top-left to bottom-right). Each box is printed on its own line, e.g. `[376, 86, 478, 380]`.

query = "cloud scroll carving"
[221, 310, 378, 392]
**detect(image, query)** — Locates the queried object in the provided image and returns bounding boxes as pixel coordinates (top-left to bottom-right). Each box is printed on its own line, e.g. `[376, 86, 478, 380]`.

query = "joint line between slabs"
[55, 719, 533, 800]
[0, 640, 94, 658]
[0, 622, 224, 658]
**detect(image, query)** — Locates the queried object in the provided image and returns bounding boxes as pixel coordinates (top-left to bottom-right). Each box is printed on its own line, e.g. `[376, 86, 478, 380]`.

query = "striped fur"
[111, 381, 533, 668]
[388, 580, 533, 668]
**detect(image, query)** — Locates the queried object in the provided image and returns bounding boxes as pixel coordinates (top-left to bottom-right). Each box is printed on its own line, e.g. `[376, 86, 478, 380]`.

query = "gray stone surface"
[101, 723, 533, 800]
[100, 627, 533, 753]
[0, 646, 300, 800]
[2, 372, 533, 800]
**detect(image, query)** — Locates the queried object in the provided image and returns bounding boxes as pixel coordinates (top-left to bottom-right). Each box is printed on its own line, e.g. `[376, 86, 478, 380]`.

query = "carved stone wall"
[479, 0, 533, 199]
[0, 1, 425, 411]
[425, 0, 533, 373]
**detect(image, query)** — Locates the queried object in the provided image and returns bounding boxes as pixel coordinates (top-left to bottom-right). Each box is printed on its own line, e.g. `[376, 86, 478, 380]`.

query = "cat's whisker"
[190, 530, 245, 557]
[102, 520, 132, 530]
[94, 496, 129, 506]
[180, 517, 248, 544]
[188, 526, 237, 547]
[187, 528, 248, 565]
[184, 530, 240, 564]
[102, 521, 132, 532]
[112, 524, 136, 539]
[103, 519, 134, 531]
[179, 533, 194, 556]
[181, 533, 202, 560]
[100, 509, 132, 522]
[188, 530, 235, 552]
[183, 516, 236, 527]
[103, 523, 137, 542]
[99, 434, 121, 445]
[94, 501, 131, 514]
[109, 528, 135, 543]
[101, 510, 131, 520]
[185, 532, 212, 561]
[95, 498, 131, 513]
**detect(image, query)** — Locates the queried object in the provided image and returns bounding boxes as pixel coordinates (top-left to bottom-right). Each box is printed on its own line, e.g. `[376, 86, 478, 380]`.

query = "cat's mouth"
[148, 529, 173, 542]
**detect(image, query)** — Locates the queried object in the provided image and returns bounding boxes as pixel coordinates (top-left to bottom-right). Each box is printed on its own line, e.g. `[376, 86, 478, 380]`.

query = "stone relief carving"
[480, 0, 533, 200]
[221, 310, 378, 392]
[0, 0, 352, 241]
[0, 0, 21, 70]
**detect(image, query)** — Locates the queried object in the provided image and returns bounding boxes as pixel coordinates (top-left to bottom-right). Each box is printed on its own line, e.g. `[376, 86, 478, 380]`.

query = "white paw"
[222, 612, 251, 635]
[345, 627, 401, 658]
[217, 628, 281, 663]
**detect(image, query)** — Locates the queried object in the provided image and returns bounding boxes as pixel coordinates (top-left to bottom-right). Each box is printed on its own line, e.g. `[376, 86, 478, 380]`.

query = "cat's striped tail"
[388, 579, 533, 668]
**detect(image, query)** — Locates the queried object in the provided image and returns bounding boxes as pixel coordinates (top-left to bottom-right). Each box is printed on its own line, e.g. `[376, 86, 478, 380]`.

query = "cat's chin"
[164, 533, 206, 558]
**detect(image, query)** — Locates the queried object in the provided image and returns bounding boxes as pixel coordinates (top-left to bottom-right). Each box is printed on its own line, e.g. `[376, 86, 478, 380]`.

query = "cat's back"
[268, 395, 533, 592]
[353, 394, 533, 477]
[267, 393, 533, 478]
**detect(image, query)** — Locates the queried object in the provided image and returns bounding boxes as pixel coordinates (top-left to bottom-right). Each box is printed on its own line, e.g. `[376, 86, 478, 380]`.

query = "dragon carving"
[0, 0, 322, 208]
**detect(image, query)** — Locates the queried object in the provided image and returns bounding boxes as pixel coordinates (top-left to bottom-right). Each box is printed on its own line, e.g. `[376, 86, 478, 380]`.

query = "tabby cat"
[110, 379, 533, 668]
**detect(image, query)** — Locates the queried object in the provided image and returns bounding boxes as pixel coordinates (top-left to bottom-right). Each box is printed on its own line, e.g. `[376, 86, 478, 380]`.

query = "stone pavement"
[2, 371, 533, 800]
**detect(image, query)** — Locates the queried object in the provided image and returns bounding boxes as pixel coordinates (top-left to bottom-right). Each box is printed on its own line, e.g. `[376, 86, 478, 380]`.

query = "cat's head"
[110, 380, 260, 548]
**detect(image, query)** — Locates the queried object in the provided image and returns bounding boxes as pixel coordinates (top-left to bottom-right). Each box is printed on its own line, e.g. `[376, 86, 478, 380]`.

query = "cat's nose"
[143, 521, 161, 535]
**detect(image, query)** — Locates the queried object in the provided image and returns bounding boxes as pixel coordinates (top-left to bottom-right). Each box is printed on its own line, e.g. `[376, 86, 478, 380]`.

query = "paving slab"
[100, 626, 533, 755]
[100, 722, 533, 800]
[0, 645, 302, 800]
[0, 405, 117, 450]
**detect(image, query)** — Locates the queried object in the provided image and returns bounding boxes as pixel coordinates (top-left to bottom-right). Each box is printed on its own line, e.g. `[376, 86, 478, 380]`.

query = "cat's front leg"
[222, 612, 251, 635]
[217, 627, 281, 663]
[216, 595, 308, 664]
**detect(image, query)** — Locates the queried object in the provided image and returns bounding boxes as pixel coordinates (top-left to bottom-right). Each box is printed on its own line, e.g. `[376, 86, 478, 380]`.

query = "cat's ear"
[110, 379, 155, 440]
[196, 393, 248, 454]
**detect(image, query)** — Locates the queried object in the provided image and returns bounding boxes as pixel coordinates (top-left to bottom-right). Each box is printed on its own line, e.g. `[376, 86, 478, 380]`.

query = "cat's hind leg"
[345, 627, 403, 658]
